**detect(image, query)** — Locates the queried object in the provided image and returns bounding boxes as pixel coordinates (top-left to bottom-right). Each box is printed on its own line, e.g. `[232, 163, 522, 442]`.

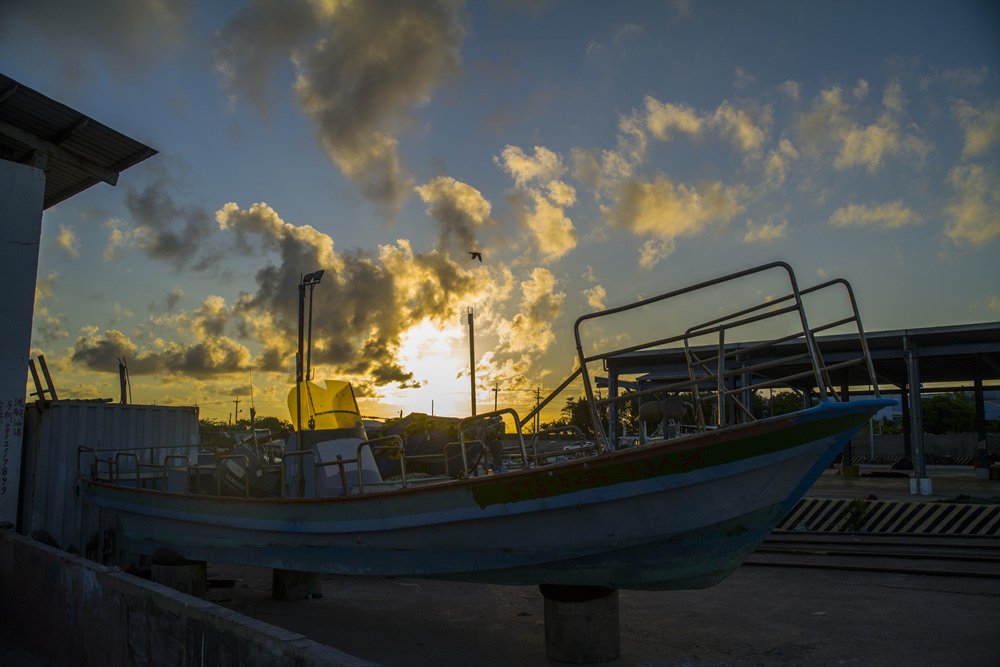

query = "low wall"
[0, 530, 374, 667]
[849, 433, 999, 460]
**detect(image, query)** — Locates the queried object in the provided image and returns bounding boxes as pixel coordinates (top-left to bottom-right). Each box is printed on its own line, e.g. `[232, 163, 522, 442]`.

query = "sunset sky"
[2, 0, 998, 424]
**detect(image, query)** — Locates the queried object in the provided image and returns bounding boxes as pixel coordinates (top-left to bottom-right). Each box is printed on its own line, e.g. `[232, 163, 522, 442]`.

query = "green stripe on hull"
[470, 409, 869, 508]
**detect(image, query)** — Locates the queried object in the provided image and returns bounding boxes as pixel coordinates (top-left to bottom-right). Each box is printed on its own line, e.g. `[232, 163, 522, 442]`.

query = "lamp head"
[301, 269, 325, 286]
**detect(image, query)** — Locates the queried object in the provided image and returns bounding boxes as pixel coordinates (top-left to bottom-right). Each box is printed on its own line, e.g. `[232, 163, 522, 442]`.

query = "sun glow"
[366, 318, 471, 418]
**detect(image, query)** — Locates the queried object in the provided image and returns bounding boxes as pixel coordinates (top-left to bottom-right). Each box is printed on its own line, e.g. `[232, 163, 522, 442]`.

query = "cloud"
[638, 239, 674, 270]
[743, 219, 788, 242]
[733, 66, 755, 91]
[570, 114, 645, 200]
[764, 138, 799, 185]
[496, 268, 565, 354]
[604, 175, 745, 243]
[953, 99, 1000, 160]
[495, 145, 565, 187]
[213, 0, 319, 114]
[945, 164, 1000, 245]
[644, 97, 703, 141]
[148, 288, 184, 314]
[828, 201, 924, 229]
[522, 187, 577, 261]
[123, 172, 217, 269]
[102, 217, 128, 261]
[415, 176, 493, 254]
[192, 295, 230, 338]
[56, 224, 80, 258]
[217, 0, 467, 217]
[799, 83, 930, 172]
[710, 101, 769, 154]
[645, 96, 769, 156]
[70, 327, 252, 378]
[584, 284, 607, 310]
[0, 0, 192, 83]
[497, 146, 578, 261]
[216, 202, 490, 385]
[852, 79, 870, 101]
[31, 271, 68, 344]
[166, 288, 184, 311]
[779, 81, 801, 101]
[919, 66, 991, 93]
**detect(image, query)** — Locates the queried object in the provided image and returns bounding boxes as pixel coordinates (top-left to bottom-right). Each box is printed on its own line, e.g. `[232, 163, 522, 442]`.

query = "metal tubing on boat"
[459, 407, 530, 470]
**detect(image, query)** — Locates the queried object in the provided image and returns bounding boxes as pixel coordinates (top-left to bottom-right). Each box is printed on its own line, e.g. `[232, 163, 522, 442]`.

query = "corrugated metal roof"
[0, 73, 156, 209]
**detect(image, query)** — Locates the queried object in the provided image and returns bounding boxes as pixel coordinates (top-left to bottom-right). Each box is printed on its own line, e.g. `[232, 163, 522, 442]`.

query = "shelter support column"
[904, 337, 931, 495]
[608, 373, 619, 450]
[900, 383, 912, 468]
[974, 367, 989, 478]
[0, 159, 44, 526]
[840, 372, 858, 476]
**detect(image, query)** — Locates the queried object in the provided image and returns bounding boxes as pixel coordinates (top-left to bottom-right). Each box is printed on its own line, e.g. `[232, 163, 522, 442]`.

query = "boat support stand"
[540, 584, 620, 663]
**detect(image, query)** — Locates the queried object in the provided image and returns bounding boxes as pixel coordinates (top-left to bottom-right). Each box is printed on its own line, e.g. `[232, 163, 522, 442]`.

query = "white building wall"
[0, 159, 44, 525]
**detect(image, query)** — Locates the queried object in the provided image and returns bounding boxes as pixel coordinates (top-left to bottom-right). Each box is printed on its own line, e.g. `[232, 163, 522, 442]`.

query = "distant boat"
[80, 262, 892, 590]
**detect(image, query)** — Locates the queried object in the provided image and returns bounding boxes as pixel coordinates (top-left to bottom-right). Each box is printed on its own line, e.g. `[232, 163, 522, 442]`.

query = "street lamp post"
[296, 270, 324, 452]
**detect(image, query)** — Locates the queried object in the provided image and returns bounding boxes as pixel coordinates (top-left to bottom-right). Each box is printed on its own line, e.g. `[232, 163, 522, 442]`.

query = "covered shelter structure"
[604, 322, 1000, 493]
[0, 73, 155, 524]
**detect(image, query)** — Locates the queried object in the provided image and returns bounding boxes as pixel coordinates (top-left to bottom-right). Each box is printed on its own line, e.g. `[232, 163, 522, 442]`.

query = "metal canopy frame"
[608, 321, 1000, 392]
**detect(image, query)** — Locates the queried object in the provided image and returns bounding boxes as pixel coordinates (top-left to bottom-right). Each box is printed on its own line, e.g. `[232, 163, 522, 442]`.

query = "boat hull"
[81, 399, 891, 590]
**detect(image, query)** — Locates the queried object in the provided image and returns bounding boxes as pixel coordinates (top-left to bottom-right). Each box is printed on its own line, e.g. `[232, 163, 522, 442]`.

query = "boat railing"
[677, 277, 878, 429]
[357, 435, 408, 493]
[512, 261, 880, 449]
[459, 408, 531, 472]
[78, 443, 205, 490]
[528, 425, 599, 465]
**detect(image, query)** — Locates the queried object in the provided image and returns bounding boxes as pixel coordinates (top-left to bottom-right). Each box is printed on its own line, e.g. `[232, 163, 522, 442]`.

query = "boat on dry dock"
[78, 262, 892, 590]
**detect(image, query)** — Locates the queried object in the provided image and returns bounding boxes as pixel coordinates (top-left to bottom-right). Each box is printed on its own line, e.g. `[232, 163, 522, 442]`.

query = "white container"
[19, 400, 199, 550]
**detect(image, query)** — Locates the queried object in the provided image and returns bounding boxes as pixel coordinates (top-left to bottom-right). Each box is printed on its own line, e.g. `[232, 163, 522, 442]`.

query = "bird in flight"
[469, 251, 483, 262]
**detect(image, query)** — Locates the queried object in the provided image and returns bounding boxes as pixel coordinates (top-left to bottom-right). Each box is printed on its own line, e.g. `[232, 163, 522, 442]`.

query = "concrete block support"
[540, 584, 620, 664]
[273, 568, 323, 600]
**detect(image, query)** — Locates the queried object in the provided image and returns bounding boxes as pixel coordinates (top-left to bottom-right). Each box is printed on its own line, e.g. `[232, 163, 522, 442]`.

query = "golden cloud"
[828, 201, 924, 229]
[945, 164, 1000, 245]
[605, 175, 745, 241]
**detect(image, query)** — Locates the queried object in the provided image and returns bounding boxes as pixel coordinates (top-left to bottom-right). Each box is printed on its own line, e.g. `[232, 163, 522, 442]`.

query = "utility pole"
[233, 396, 241, 424]
[534, 386, 541, 433]
[493, 382, 500, 411]
[468, 307, 476, 416]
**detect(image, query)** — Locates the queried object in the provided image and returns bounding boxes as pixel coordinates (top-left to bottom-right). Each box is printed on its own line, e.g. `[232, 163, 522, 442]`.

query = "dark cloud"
[124, 172, 219, 270]
[213, 0, 319, 115]
[0, 0, 192, 84]
[71, 328, 251, 379]
[216, 0, 467, 217]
